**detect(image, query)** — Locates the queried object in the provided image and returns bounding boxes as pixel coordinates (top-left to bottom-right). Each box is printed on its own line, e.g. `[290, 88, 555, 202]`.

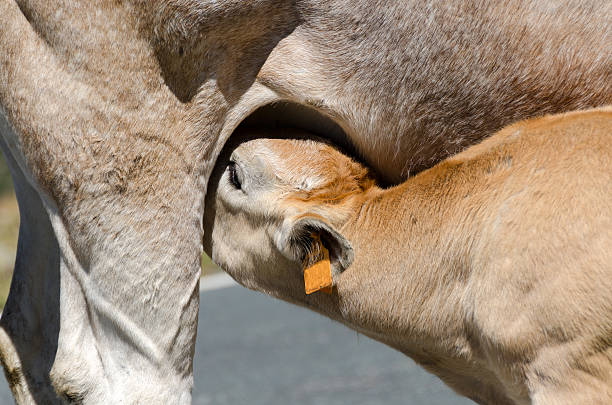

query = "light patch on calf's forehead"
[255, 142, 327, 191]
[297, 176, 323, 191]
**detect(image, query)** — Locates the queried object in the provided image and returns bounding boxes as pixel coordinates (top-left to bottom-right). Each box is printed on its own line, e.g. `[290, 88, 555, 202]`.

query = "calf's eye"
[227, 161, 242, 190]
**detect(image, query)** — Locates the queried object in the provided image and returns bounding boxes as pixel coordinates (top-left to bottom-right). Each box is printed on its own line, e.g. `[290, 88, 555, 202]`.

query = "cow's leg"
[0, 110, 62, 403]
[0, 0, 204, 401]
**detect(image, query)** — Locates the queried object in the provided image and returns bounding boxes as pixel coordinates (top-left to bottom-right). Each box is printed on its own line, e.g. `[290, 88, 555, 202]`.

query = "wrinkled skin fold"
[0, 0, 610, 403]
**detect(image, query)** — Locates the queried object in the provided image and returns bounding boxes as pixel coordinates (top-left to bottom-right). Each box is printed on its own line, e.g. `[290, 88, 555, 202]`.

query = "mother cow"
[0, 0, 609, 403]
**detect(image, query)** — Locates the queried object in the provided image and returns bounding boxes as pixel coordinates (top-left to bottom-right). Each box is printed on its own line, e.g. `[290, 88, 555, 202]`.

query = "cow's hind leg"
[0, 111, 63, 404]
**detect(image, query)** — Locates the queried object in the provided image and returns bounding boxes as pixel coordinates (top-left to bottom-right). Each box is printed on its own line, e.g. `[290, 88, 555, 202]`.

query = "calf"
[204, 108, 612, 405]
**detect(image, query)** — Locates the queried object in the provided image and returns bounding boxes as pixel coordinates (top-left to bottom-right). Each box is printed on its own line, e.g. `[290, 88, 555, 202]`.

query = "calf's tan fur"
[204, 108, 612, 405]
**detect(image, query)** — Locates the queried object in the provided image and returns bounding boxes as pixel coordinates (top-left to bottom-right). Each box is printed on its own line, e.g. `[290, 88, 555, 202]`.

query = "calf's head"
[204, 130, 375, 302]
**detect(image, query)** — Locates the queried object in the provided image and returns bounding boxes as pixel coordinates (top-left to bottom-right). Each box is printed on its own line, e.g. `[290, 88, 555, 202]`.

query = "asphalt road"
[0, 275, 474, 405]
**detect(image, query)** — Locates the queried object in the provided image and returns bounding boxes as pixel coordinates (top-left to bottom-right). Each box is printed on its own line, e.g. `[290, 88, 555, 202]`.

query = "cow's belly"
[247, 7, 611, 183]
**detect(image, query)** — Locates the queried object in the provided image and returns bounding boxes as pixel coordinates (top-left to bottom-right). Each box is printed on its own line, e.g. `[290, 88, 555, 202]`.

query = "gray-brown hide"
[0, 0, 610, 403]
[204, 109, 612, 405]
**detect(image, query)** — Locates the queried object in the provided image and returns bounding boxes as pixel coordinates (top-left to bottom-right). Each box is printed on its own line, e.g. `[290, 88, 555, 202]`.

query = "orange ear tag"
[303, 236, 333, 295]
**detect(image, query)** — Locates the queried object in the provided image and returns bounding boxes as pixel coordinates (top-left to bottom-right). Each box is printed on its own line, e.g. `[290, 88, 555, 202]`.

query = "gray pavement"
[0, 280, 474, 405]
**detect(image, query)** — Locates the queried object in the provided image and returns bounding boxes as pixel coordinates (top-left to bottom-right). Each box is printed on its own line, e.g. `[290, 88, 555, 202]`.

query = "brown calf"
[204, 108, 612, 405]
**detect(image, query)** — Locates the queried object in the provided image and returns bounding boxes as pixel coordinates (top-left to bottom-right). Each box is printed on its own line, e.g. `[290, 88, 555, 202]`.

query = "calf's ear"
[276, 215, 354, 276]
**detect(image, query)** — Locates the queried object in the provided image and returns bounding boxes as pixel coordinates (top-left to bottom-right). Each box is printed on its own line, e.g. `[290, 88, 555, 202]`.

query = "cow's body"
[0, 0, 610, 402]
[204, 108, 612, 405]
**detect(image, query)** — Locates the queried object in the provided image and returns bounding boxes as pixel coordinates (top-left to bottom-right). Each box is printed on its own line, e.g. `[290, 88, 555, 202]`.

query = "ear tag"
[303, 234, 333, 295]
